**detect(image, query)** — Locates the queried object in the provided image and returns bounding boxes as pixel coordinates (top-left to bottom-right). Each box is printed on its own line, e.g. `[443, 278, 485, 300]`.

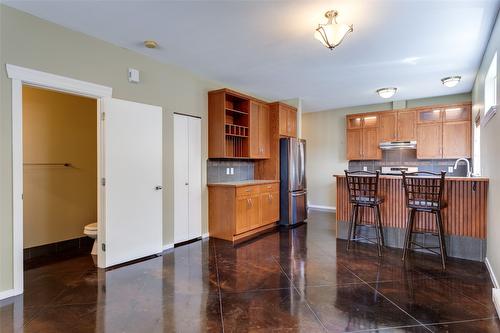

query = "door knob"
[155, 186, 163, 190]
[185, 182, 189, 186]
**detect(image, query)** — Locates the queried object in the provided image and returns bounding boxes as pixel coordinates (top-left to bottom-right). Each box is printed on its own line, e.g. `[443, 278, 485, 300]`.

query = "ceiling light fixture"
[376, 87, 397, 99]
[441, 76, 461, 87]
[144, 40, 158, 49]
[314, 10, 353, 50]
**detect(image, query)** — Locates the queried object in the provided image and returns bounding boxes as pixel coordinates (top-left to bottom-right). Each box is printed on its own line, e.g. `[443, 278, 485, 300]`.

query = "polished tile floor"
[1, 211, 499, 332]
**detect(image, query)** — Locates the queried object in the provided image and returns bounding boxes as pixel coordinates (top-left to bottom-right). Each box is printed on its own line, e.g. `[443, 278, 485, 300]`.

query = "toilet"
[83, 223, 98, 255]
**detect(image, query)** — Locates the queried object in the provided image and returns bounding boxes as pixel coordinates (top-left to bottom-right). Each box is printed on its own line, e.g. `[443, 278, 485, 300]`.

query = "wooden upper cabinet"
[362, 114, 379, 128]
[417, 108, 442, 123]
[443, 105, 471, 122]
[443, 121, 471, 158]
[249, 101, 270, 159]
[347, 129, 363, 160]
[347, 115, 363, 129]
[397, 110, 416, 141]
[379, 112, 397, 142]
[417, 123, 443, 159]
[276, 103, 297, 137]
[362, 127, 382, 160]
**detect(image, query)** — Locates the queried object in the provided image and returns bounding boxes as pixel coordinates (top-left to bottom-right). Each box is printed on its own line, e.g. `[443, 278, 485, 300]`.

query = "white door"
[99, 98, 163, 268]
[174, 114, 201, 243]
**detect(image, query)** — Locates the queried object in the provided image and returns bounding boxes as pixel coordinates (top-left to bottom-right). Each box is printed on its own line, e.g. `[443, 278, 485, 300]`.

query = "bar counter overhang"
[334, 174, 489, 261]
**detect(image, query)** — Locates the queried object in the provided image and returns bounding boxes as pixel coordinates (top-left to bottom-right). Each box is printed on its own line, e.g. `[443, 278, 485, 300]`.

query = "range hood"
[379, 140, 417, 150]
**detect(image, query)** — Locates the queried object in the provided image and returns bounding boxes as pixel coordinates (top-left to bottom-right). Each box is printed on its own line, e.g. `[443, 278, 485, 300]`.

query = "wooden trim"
[233, 223, 278, 243]
[208, 88, 268, 105]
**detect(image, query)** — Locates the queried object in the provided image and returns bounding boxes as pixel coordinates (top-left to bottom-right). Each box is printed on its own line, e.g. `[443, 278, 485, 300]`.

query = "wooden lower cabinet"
[208, 182, 280, 242]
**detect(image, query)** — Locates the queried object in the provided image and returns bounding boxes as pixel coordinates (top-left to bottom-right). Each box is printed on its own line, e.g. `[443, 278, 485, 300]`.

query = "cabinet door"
[261, 191, 279, 224]
[379, 112, 397, 142]
[443, 105, 471, 122]
[417, 108, 442, 123]
[347, 115, 363, 129]
[249, 101, 260, 158]
[362, 114, 379, 128]
[347, 129, 363, 160]
[443, 121, 471, 158]
[248, 195, 261, 229]
[236, 197, 250, 234]
[397, 111, 417, 141]
[259, 104, 270, 158]
[362, 127, 382, 160]
[287, 108, 297, 137]
[417, 123, 442, 159]
[279, 106, 288, 136]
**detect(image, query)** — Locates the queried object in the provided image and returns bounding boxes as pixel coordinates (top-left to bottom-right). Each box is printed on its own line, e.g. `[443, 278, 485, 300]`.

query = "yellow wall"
[302, 93, 472, 208]
[23, 86, 97, 248]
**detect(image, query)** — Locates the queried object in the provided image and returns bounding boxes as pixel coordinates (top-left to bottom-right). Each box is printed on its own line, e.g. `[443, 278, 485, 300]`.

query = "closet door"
[188, 117, 202, 240]
[174, 115, 190, 243]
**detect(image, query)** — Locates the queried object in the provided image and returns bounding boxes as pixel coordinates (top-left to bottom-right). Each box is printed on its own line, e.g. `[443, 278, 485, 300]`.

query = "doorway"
[173, 113, 202, 244]
[22, 86, 98, 268]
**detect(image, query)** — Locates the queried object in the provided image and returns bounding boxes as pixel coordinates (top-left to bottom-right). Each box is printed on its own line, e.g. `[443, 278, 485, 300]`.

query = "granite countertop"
[207, 179, 279, 187]
[333, 174, 489, 181]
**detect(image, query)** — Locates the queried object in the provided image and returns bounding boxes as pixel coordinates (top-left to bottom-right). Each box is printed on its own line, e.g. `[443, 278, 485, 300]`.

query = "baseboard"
[162, 243, 174, 252]
[0, 288, 22, 301]
[202, 233, 209, 239]
[308, 204, 336, 212]
[485, 257, 499, 288]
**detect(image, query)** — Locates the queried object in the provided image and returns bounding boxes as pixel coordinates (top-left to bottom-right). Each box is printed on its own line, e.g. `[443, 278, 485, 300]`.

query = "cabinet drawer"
[236, 185, 259, 197]
[259, 183, 279, 193]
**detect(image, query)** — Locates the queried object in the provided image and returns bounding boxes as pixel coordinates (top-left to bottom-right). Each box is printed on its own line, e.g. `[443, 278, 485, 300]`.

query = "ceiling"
[4, 0, 499, 112]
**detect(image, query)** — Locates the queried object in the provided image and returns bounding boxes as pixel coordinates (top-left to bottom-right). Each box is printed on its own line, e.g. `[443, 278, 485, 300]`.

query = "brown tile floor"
[1, 211, 499, 332]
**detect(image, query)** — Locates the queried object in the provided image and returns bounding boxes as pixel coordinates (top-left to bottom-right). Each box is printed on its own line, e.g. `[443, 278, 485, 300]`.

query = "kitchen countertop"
[207, 179, 279, 187]
[334, 174, 489, 181]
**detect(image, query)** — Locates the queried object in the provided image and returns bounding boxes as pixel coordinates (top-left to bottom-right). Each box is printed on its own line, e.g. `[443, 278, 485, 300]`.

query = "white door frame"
[4, 64, 112, 300]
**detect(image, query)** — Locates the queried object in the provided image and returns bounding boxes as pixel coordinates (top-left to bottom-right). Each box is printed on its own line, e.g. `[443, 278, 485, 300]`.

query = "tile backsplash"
[207, 159, 254, 183]
[348, 150, 471, 177]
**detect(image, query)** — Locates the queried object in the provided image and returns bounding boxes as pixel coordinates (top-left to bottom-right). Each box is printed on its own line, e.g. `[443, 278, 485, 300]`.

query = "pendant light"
[314, 10, 353, 50]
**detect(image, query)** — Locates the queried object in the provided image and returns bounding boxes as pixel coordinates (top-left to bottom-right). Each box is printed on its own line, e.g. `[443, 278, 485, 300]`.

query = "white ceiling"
[5, 0, 500, 112]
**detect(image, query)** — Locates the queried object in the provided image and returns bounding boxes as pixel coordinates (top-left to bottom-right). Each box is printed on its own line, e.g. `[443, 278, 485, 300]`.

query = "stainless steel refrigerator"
[280, 138, 307, 226]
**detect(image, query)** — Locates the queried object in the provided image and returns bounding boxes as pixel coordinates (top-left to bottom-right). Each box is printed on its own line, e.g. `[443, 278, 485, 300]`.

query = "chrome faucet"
[453, 158, 472, 177]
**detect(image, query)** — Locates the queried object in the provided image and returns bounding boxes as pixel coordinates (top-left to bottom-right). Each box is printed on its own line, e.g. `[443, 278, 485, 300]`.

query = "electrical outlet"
[448, 166, 454, 173]
[230, 167, 234, 175]
[363, 166, 368, 171]
[226, 167, 230, 175]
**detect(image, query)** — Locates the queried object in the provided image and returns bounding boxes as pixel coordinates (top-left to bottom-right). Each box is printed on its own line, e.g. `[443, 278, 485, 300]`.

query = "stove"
[381, 166, 419, 175]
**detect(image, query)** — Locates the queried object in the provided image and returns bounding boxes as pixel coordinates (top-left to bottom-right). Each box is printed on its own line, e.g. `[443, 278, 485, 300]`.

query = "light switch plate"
[230, 167, 234, 175]
[448, 166, 454, 173]
[226, 167, 230, 175]
[363, 166, 368, 171]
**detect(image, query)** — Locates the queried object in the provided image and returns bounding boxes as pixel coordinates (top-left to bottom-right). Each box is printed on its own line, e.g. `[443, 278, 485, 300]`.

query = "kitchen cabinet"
[379, 112, 397, 142]
[417, 123, 442, 159]
[276, 103, 297, 137]
[443, 121, 471, 158]
[347, 129, 363, 160]
[362, 127, 382, 160]
[208, 181, 280, 243]
[443, 105, 471, 122]
[397, 110, 417, 141]
[250, 101, 270, 158]
[346, 114, 381, 160]
[417, 108, 442, 123]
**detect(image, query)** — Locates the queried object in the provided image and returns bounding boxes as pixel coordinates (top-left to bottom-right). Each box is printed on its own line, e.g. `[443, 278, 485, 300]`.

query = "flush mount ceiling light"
[441, 76, 461, 87]
[376, 87, 397, 99]
[314, 10, 353, 50]
[144, 40, 158, 49]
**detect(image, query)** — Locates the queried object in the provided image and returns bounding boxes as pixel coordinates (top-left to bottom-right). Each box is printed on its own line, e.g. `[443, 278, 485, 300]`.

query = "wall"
[0, 5, 230, 292]
[472, 13, 500, 281]
[301, 93, 471, 209]
[23, 86, 97, 248]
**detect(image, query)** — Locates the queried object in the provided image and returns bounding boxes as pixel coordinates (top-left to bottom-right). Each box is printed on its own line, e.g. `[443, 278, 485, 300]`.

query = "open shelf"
[225, 123, 248, 137]
[226, 108, 248, 116]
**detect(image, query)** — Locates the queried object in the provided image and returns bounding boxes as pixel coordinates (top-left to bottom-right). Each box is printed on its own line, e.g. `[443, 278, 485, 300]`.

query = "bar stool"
[401, 171, 447, 269]
[344, 170, 385, 256]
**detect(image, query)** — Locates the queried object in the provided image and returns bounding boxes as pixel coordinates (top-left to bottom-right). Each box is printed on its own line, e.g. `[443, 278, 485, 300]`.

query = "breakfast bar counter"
[334, 174, 489, 261]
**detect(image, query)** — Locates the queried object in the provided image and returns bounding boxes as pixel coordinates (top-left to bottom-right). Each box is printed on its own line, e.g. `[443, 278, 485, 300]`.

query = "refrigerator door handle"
[291, 190, 307, 197]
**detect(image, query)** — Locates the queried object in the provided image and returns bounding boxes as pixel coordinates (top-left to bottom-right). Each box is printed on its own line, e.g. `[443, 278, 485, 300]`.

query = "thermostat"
[128, 68, 140, 83]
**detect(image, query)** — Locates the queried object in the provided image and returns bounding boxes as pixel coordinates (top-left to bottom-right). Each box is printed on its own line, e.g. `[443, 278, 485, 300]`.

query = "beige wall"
[302, 93, 472, 208]
[0, 5, 231, 292]
[23, 86, 97, 248]
[472, 13, 500, 279]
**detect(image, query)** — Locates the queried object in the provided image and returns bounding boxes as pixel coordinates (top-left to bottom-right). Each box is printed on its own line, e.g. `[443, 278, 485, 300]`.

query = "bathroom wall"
[23, 86, 97, 248]
[207, 160, 254, 183]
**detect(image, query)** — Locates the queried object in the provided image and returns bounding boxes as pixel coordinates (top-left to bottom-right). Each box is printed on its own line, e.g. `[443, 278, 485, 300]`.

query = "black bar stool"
[344, 170, 385, 256]
[401, 171, 447, 269]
